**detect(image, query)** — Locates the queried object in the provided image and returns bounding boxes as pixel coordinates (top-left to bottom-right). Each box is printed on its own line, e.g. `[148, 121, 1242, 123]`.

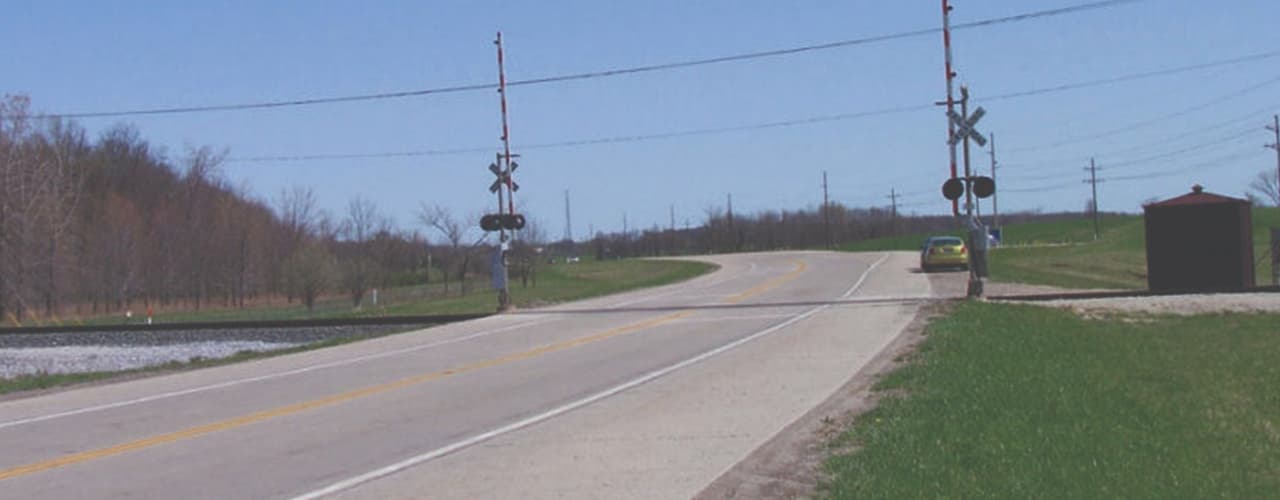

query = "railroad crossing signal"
[941, 175, 995, 201]
[942, 178, 965, 201]
[479, 213, 526, 231]
[947, 106, 987, 147]
[488, 162, 520, 193]
[971, 176, 994, 198]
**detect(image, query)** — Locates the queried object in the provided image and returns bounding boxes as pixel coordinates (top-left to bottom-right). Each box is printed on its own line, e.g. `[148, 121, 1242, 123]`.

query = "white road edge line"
[0, 318, 555, 430]
[289, 252, 891, 500]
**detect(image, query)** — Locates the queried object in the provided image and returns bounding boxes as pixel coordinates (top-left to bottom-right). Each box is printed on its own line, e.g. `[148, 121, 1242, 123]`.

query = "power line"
[1003, 147, 1262, 193]
[984, 50, 1280, 102]
[1105, 149, 1260, 181]
[1103, 128, 1257, 169]
[37, 0, 1143, 120]
[232, 55, 1280, 164]
[1004, 73, 1280, 154]
[1001, 127, 1259, 182]
[1003, 104, 1278, 172]
[230, 103, 936, 162]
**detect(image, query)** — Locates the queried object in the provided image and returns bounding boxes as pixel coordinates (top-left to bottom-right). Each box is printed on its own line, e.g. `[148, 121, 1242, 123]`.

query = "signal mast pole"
[942, 0, 959, 217]
[493, 32, 517, 311]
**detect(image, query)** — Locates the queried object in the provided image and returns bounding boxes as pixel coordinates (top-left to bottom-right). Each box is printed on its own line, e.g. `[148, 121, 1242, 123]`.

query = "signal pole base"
[966, 277, 984, 299]
[496, 290, 515, 313]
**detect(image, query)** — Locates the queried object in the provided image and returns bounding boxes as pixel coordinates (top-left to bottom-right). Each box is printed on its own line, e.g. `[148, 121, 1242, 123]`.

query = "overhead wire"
[983, 50, 1280, 103]
[1003, 73, 1280, 153]
[1001, 126, 1260, 183]
[230, 51, 1280, 163]
[1002, 103, 1278, 172]
[1002, 146, 1264, 194]
[1105, 149, 1262, 182]
[38, 0, 1143, 120]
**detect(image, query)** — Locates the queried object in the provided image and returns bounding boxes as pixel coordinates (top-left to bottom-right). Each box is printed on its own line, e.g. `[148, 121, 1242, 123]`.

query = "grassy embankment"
[8, 259, 716, 327]
[822, 302, 1280, 498]
[0, 259, 716, 395]
[823, 209, 1280, 497]
[840, 207, 1280, 289]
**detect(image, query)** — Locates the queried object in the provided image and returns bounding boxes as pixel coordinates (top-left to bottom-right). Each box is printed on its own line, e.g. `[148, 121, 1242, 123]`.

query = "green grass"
[821, 302, 1280, 499]
[372, 258, 716, 315]
[839, 208, 1280, 290]
[12, 258, 716, 327]
[989, 215, 1148, 289]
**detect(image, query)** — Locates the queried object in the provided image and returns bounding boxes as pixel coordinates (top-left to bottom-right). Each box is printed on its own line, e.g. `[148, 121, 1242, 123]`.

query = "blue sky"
[4, 1, 1278, 239]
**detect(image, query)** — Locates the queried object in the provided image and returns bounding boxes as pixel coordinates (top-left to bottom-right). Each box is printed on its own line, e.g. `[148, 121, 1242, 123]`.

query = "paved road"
[0, 251, 932, 499]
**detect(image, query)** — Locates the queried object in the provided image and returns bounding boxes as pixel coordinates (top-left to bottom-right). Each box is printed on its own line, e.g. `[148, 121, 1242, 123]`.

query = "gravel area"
[0, 324, 418, 379]
[0, 342, 300, 378]
[1024, 293, 1280, 316]
[927, 270, 1279, 316]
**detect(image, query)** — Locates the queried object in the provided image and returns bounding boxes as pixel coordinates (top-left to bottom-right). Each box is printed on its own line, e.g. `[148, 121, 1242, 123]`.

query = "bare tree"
[1249, 169, 1279, 207]
[283, 242, 336, 313]
[340, 197, 387, 307]
[0, 95, 87, 321]
[418, 204, 476, 296]
[273, 186, 320, 302]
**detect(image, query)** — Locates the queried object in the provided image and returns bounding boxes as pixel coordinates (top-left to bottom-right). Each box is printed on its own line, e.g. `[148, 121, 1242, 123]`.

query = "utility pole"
[940, 1, 984, 297]
[960, 86, 974, 215]
[1267, 114, 1280, 203]
[564, 190, 572, 242]
[1085, 157, 1102, 240]
[887, 188, 899, 236]
[491, 32, 519, 312]
[727, 193, 736, 253]
[960, 85, 982, 297]
[622, 212, 628, 239]
[989, 132, 999, 229]
[727, 193, 734, 227]
[670, 205, 676, 232]
[941, 0, 959, 217]
[822, 171, 831, 249]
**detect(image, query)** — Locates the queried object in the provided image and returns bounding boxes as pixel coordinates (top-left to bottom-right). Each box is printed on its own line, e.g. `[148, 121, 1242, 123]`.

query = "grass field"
[373, 258, 716, 315]
[821, 302, 1280, 498]
[11, 258, 716, 327]
[840, 207, 1280, 290]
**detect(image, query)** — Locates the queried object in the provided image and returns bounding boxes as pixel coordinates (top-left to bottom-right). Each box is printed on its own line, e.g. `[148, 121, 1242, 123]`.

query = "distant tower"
[563, 190, 573, 242]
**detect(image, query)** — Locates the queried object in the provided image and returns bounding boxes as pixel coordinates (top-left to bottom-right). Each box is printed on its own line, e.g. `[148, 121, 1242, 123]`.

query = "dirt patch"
[693, 302, 947, 500]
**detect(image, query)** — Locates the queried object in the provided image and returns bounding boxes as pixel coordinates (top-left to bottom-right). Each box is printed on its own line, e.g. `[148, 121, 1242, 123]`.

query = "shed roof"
[1145, 184, 1250, 208]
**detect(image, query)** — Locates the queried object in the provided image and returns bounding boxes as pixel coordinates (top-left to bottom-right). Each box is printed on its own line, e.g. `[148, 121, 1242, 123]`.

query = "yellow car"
[920, 236, 969, 272]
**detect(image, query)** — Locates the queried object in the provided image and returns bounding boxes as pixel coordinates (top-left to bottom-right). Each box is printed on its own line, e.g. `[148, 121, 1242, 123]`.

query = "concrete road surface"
[0, 251, 932, 499]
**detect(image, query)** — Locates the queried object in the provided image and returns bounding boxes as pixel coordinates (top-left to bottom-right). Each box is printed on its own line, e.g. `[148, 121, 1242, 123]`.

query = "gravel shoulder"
[1018, 292, 1280, 316]
[0, 325, 416, 381]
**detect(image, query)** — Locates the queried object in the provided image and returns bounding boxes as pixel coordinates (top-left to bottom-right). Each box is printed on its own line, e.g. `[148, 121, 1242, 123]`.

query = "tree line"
[3, 93, 1136, 323]
[0, 95, 485, 322]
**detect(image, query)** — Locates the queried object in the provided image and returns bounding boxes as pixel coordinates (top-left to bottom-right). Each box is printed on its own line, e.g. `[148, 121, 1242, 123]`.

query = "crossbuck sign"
[947, 106, 987, 147]
[488, 162, 519, 193]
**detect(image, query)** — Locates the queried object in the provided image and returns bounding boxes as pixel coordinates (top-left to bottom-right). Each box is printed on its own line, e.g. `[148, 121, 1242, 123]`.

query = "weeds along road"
[0, 251, 932, 500]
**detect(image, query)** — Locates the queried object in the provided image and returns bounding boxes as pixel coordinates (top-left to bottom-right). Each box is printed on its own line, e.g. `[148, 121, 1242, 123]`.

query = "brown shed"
[1143, 185, 1254, 291]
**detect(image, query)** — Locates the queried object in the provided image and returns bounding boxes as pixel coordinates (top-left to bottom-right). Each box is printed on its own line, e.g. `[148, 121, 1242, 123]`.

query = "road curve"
[0, 251, 932, 499]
